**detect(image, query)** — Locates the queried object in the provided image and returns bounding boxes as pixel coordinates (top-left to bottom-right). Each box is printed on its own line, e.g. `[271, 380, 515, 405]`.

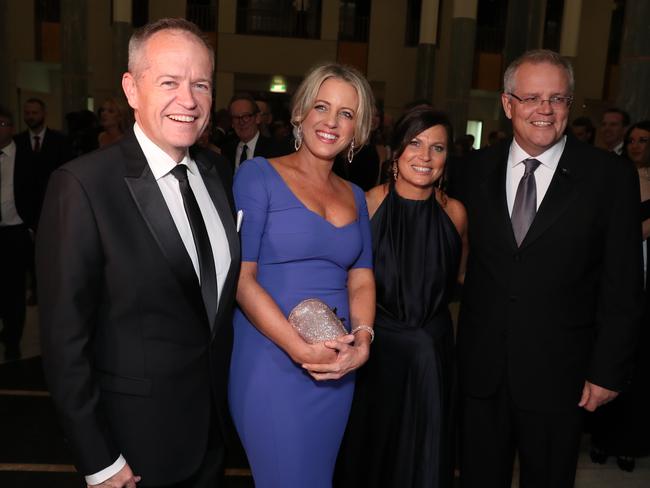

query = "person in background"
[98, 97, 130, 147]
[336, 107, 467, 488]
[229, 63, 376, 488]
[570, 116, 595, 145]
[255, 96, 273, 138]
[0, 106, 35, 361]
[589, 119, 650, 472]
[222, 93, 285, 174]
[599, 107, 630, 155]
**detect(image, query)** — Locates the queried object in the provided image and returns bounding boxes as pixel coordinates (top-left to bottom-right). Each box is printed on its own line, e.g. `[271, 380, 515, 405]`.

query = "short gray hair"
[291, 63, 375, 150]
[503, 49, 574, 94]
[128, 18, 214, 76]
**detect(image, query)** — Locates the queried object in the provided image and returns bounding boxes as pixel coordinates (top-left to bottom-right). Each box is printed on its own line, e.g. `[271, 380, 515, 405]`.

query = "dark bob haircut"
[389, 107, 454, 188]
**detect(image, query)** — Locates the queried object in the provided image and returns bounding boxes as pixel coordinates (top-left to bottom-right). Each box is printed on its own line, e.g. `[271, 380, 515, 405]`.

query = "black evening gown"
[335, 187, 461, 487]
[590, 198, 650, 459]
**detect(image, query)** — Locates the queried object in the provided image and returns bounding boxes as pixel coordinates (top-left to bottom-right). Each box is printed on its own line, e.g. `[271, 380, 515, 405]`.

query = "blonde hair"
[100, 96, 132, 133]
[291, 63, 375, 151]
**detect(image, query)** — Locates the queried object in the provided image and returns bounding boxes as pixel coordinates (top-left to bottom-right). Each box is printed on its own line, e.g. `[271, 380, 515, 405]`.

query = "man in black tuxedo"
[222, 93, 285, 173]
[14, 98, 74, 225]
[37, 19, 240, 488]
[0, 106, 35, 360]
[458, 50, 643, 488]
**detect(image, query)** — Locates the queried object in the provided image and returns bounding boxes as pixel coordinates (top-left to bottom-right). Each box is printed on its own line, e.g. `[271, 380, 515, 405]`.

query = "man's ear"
[122, 73, 138, 111]
[501, 93, 513, 120]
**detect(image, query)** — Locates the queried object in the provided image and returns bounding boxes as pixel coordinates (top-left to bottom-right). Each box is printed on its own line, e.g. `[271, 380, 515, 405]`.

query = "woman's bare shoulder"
[365, 184, 389, 218]
[440, 194, 467, 233]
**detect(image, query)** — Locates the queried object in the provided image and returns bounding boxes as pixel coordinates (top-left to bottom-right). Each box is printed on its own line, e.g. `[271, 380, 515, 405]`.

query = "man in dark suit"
[222, 93, 286, 173]
[14, 97, 74, 225]
[599, 107, 630, 155]
[458, 50, 643, 488]
[0, 106, 35, 360]
[37, 19, 240, 488]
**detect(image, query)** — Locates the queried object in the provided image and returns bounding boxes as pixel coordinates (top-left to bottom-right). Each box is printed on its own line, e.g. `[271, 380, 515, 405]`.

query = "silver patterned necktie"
[511, 158, 541, 246]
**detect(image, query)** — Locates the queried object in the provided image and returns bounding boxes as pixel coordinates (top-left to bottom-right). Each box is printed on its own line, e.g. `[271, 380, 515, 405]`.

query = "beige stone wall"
[366, 0, 417, 118]
[88, 2, 119, 105]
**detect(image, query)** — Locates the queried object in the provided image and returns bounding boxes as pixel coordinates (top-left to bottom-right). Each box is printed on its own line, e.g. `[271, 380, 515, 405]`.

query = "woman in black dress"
[336, 108, 468, 487]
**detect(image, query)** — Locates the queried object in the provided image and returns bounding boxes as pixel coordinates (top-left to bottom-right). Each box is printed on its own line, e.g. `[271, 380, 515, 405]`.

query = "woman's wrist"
[351, 325, 374, 344]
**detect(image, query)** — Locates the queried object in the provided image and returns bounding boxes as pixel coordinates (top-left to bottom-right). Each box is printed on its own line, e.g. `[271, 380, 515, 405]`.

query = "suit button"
[509, 295, 518, 302]
[514, 254, 521, 262]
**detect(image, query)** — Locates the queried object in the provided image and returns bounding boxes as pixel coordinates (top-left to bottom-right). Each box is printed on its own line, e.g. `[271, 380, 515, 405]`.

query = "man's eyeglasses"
[507, 93, 573, 108]
[231, 113, 255, 124]
[0, 121, 13, 128]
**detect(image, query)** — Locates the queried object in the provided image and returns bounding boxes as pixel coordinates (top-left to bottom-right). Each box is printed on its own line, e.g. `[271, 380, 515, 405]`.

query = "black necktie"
[511, 158, 541, 246]
[170, 164, 218, 326]
[33, 135, 41, 152]
[238, 144, 248, 168]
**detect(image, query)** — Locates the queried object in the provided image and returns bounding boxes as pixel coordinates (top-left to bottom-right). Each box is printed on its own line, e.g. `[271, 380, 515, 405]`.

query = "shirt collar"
[240, 130, 259, 149]
[133, 122, 195, 181]
[510, 136, 566, 171]
[29, 127, 46, 139]
[1, 140, 16, 158]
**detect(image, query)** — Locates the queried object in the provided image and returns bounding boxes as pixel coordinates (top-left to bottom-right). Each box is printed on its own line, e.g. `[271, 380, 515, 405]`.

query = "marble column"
[445, 0, 478, 140]
[503, 0, 546, 67]
[413, 0, 440, 102]
[500, 0, 546, 129]
[61, 0, 88, 122]
[616, 0, 650, 122]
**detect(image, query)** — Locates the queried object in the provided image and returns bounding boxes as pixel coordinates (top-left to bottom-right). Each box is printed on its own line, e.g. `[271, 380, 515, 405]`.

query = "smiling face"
[299, 77, 358, 162]
[122, 29, 212, 162]
[627, 127, 650, 166]
[502, 61, 571, 157]
[230, 99, 260, 143]
[601, 112, 626, 149]
[394, 124, 448, 199]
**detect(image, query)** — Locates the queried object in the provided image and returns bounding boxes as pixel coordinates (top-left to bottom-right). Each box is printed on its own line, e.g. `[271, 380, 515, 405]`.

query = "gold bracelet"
[351, 325, 374, 344]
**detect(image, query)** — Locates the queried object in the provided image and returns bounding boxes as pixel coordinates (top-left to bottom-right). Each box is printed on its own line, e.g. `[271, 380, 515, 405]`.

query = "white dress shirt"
[0, 141, 24, 226]
[86, 123, 231, 485]
[506, 136, 567, 216]
[235, 130, 259, 171]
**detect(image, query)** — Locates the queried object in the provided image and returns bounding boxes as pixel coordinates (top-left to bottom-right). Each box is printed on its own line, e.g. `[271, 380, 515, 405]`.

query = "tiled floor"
[2, 306, 649, 487]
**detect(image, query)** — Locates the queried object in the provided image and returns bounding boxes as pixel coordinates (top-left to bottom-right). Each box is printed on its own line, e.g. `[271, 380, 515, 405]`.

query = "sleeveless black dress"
[336, 187, 461, 487]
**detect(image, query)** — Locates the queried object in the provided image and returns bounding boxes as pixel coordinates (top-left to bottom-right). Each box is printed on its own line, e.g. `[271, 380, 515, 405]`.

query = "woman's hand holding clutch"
[301, 334, 370, 381]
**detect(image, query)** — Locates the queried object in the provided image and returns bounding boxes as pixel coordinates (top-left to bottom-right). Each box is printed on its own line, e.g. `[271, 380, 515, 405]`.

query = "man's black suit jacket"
[36, 132, 241, 485]
[458, 136, 644, 412]
[14, 128, 74, 225]
[222, 133, 287, 174]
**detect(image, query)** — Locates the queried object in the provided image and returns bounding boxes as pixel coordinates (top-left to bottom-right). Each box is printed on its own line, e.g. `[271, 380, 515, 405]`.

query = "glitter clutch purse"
[288, 298, 347, 344]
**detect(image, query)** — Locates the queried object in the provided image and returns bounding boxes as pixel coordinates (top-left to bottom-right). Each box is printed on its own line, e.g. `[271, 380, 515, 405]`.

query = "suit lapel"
[121, 134, 206, 320]
[194, 150, 241, 336]
[479, 144, 518, 250]
[519, 139, 580, 249]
